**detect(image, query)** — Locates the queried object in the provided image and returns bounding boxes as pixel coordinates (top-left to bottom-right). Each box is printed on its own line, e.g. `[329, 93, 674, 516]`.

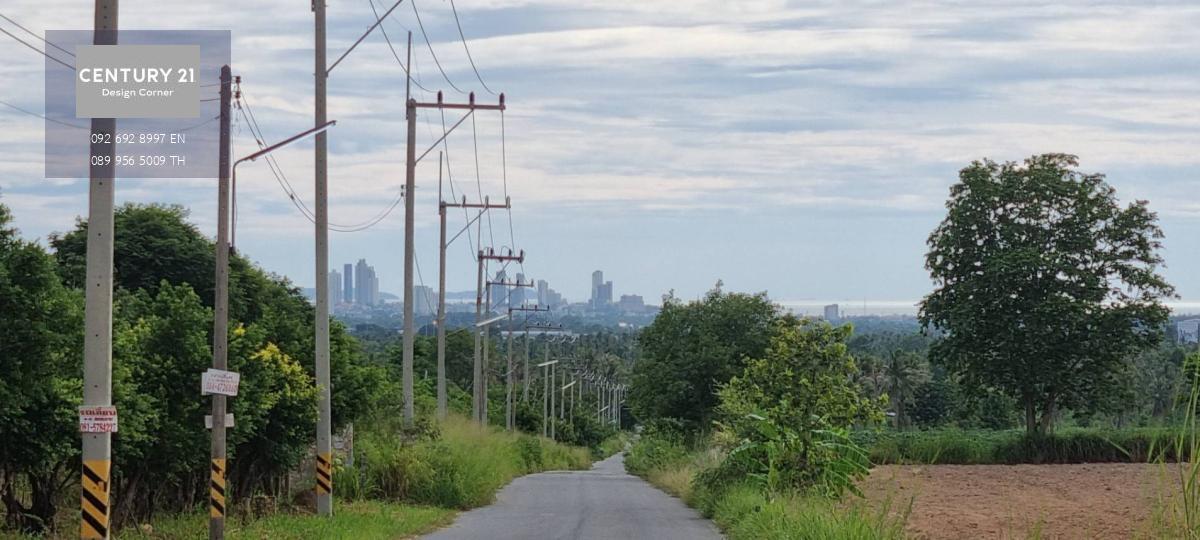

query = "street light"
[231, 120, 337, 247]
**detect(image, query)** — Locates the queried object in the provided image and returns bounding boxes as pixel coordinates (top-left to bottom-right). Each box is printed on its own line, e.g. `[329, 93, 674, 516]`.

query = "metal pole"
[436, 158, 447, 421]
[314, 0, 334, 516]
[472, 250, 484, 423]
[401, 31, 416, 428]
[82, 2, 116, 537]
[208, 65, 232, 540]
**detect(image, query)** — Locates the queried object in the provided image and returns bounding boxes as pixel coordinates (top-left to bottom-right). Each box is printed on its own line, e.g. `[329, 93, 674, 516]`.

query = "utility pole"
[471, 245, 521, 423]
[401, 32, 417, 428]
[313, 0, 334, 517]
[523, 323, 561, 402]
[504, 303, 547, 430]
[82, 2, 117, 538]
[438, 194, 508, 420]
[208, 65, 232, 540]
[538, 355, 557, 438]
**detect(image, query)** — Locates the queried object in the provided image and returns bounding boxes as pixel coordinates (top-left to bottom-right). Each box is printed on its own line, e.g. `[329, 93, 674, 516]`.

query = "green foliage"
[630, 288, 780, 431]
[344, 416, 590, 509]
[858, 427, 1191, 465]
[921, 154, 1175, 435]
[0, 202, 82, 533]
[713, 319, 882, 498]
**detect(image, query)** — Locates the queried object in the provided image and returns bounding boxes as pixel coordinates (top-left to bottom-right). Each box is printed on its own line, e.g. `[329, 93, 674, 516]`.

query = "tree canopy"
[629, 287, 781, 431]
[920, 154, 1174, 434]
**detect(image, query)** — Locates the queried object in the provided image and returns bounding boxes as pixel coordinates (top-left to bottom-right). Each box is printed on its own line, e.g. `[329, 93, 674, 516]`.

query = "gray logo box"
[75, 45, 200, 118]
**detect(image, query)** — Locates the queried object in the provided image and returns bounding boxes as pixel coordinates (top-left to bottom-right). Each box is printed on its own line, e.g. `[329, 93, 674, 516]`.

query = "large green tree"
[629, 287, 780, 431]
[920, 154, 1174, 435]
[0, 201, 82, 533]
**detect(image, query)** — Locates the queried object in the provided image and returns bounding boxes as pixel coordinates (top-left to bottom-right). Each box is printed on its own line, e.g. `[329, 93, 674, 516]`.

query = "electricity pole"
[312, 0, 334, 516]
[208, 65, 232, 540]
[438, 193, 508, 420]
[538, 355, 556, 437]
[522, 323, 561, 402]
[505, 304, 548, 429]
[82, 2, 117, 538]
[472, 245, 521, 423]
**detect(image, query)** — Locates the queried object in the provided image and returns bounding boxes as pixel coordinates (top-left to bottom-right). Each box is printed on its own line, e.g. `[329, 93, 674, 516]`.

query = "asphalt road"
[422, 453, 723, 540]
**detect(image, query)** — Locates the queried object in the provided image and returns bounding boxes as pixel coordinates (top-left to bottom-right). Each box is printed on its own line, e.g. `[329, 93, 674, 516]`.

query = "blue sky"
[2, 0, 1200, 306]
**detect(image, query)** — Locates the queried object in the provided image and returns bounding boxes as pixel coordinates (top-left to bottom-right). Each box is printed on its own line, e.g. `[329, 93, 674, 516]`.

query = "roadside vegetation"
[0, 200, 625, 538]
[625, 156, 1188, 539]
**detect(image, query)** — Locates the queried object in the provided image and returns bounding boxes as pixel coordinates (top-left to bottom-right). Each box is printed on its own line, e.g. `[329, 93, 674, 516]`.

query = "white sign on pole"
[201, 369, 240, 396]
[79, 406, 118, 433]
[205, 413, 235, 429]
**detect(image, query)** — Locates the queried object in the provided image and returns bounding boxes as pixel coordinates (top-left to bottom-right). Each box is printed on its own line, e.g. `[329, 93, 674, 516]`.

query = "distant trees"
[628, 287, 780, 431]
[921, 154, 1174, 435]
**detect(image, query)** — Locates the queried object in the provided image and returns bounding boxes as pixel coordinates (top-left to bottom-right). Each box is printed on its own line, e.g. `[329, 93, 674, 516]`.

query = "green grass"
[118, 501, 454, 540]
[347, 415, 592, 509]
[858, 427, 1189, 465]
[626, 437, 907, 540]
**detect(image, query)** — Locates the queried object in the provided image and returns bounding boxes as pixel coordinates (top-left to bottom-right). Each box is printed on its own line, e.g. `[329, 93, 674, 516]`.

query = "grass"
[2, 414, 598, 539]
[347, 415, 592, 509]
[0, 501, 454, 540]
[626, 436, 908, 540]
[859, 427, 1190, 465]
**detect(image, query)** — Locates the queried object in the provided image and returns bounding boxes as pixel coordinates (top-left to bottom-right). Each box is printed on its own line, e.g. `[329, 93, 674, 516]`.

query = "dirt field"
[860, 463, 1169, 539]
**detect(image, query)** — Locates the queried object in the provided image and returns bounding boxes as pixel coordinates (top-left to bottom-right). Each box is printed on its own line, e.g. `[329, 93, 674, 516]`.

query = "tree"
[0, 201, 82, 534]
[920, 154, 1174, 435]
[629, 289, 781, 431]
[714, 320, 883, 496]
[883, 350, 927, 429]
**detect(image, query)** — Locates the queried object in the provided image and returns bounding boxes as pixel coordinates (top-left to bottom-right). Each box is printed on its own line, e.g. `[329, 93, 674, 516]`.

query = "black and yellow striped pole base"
[81, 460, 110, 539]
[210, 458, 226, 519]
[315, 452, 332, 496]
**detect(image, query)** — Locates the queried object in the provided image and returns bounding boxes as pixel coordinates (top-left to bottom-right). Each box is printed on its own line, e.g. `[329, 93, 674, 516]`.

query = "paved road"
[422, 453, 723, 540]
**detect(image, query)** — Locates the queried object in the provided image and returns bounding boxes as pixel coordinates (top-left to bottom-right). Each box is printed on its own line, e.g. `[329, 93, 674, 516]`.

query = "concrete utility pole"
[313, 0, 334, 517]
[501, 301, 545, 430]
[81, 2, 117, 538]
[522, 323, 561, 402]
[401, 32, 417, 428]
[538, 355, 557, 438]
[470, 245, 521, 423]
[438, 194, 508, 420]
[550, 362, 557, 439]
[209, 65, 232, 540]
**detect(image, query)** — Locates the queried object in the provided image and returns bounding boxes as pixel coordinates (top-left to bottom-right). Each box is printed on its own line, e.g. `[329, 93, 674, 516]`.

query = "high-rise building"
[414, 285, 436, 316]
[597, 281, 613, 307]
[489, 269, 508, 310]
[823, 304, 840, 320]
[591, 270, 603, 306]
[512, 273, 527, 307]
[537, 279, 549, 306]
[354, 259, 379, 306]
[329, 269, 343, 304]
[343, 263, 354, 304]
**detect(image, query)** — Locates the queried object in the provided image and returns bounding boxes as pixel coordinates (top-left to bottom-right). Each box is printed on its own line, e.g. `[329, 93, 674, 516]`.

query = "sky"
[2, 0, 1200, 307]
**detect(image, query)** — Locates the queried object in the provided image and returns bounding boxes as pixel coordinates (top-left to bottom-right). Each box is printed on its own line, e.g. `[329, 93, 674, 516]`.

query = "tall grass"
[626, 436, 908, 539]
[343, 415, 591, 509]
[862, 427, 1189, 465]
[1150, 367, 1200, 538]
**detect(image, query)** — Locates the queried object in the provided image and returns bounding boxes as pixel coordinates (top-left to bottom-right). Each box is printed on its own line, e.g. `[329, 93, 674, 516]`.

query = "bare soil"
[860, 463, 1168, 539]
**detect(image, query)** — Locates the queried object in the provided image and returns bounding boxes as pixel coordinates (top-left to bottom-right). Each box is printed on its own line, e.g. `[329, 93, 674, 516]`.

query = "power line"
[0, 25, 73, 70]
[446, 0, 496, 95]
[0, 98, 86, 129]
[367, 0, 435, 94]
[410, 0, 466, 94]
[0, 12, 74, 58]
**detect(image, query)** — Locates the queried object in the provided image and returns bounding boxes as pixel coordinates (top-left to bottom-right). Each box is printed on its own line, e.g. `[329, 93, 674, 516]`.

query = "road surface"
[422, 453, 723, 540]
